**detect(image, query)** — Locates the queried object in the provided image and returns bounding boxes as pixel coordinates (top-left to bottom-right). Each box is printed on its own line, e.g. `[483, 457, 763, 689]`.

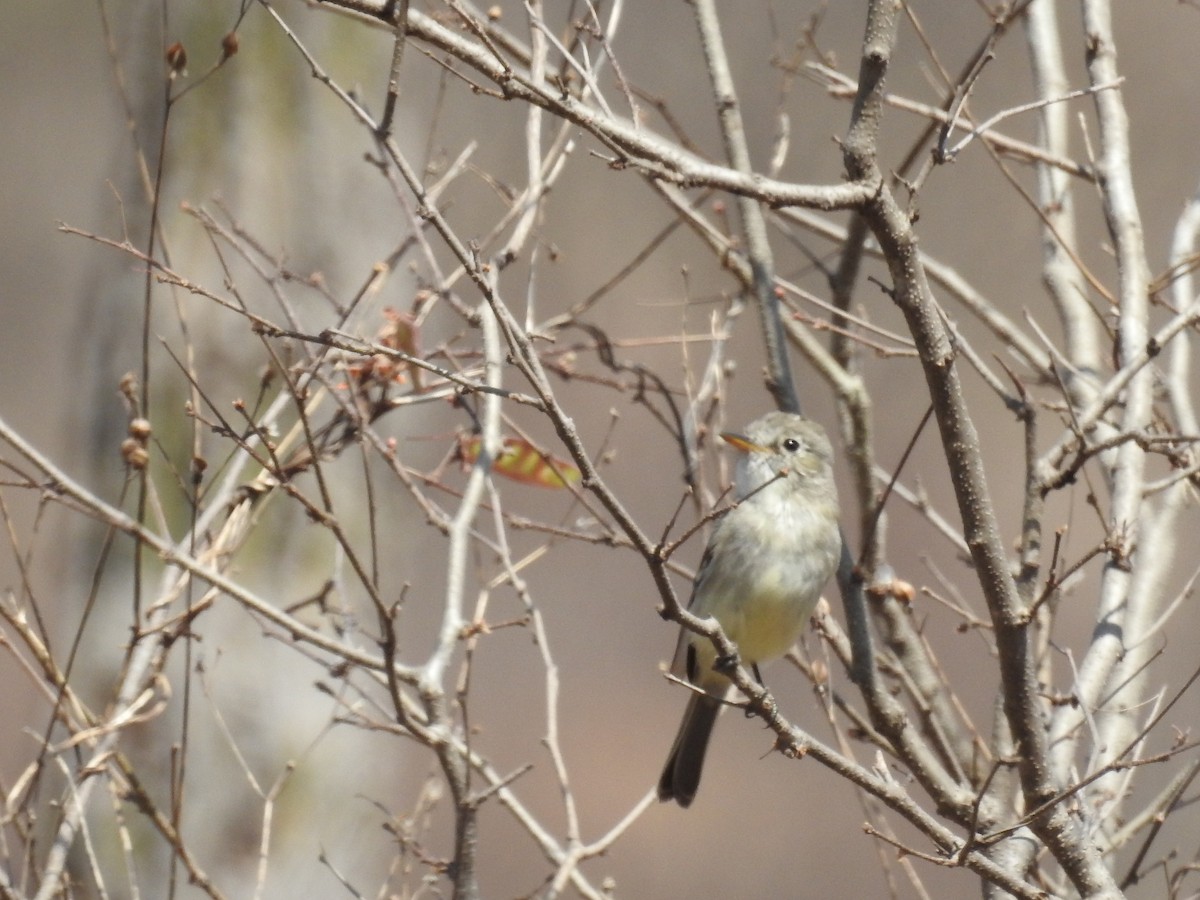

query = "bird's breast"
[690, 493, 840, 665]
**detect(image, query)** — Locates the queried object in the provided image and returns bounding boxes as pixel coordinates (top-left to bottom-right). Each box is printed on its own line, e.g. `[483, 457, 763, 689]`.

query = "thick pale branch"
[692, 0, 797, 411]
[842, 1, 1119, 894]
[312, 0, 876, 211]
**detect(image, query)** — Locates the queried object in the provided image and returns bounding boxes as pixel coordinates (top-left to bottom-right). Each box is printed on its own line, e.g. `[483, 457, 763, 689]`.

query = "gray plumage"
[658, 412, 841, 807]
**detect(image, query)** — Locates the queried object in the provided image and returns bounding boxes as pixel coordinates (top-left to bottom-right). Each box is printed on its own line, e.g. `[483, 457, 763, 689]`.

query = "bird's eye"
[782, 438, 801, 452]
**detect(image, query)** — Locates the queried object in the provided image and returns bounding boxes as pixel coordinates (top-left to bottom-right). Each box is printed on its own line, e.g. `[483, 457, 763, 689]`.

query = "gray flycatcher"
[658, 411, 841, 807]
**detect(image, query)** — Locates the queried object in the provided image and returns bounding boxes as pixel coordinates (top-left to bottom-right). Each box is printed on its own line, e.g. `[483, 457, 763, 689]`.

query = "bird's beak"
[720, 431, 769, 454]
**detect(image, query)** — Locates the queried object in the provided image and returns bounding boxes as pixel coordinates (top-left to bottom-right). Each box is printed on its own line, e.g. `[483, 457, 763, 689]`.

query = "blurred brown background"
[3, 2, 1200, 897]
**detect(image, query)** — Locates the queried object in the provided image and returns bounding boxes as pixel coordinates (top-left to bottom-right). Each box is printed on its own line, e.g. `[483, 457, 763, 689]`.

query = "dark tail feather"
[657, 694, 720, 807]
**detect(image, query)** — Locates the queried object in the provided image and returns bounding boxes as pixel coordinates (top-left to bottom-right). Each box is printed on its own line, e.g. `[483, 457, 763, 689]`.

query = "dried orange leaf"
[379, 308, 422, 390]
[461, 436, 581, 489]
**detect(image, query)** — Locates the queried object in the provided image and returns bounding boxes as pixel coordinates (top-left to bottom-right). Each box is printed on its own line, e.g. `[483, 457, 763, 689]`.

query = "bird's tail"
[657, 693, 720, 808]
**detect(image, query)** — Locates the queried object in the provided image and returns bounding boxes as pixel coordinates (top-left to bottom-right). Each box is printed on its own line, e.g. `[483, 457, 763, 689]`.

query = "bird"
[657, 411, 841, 808]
